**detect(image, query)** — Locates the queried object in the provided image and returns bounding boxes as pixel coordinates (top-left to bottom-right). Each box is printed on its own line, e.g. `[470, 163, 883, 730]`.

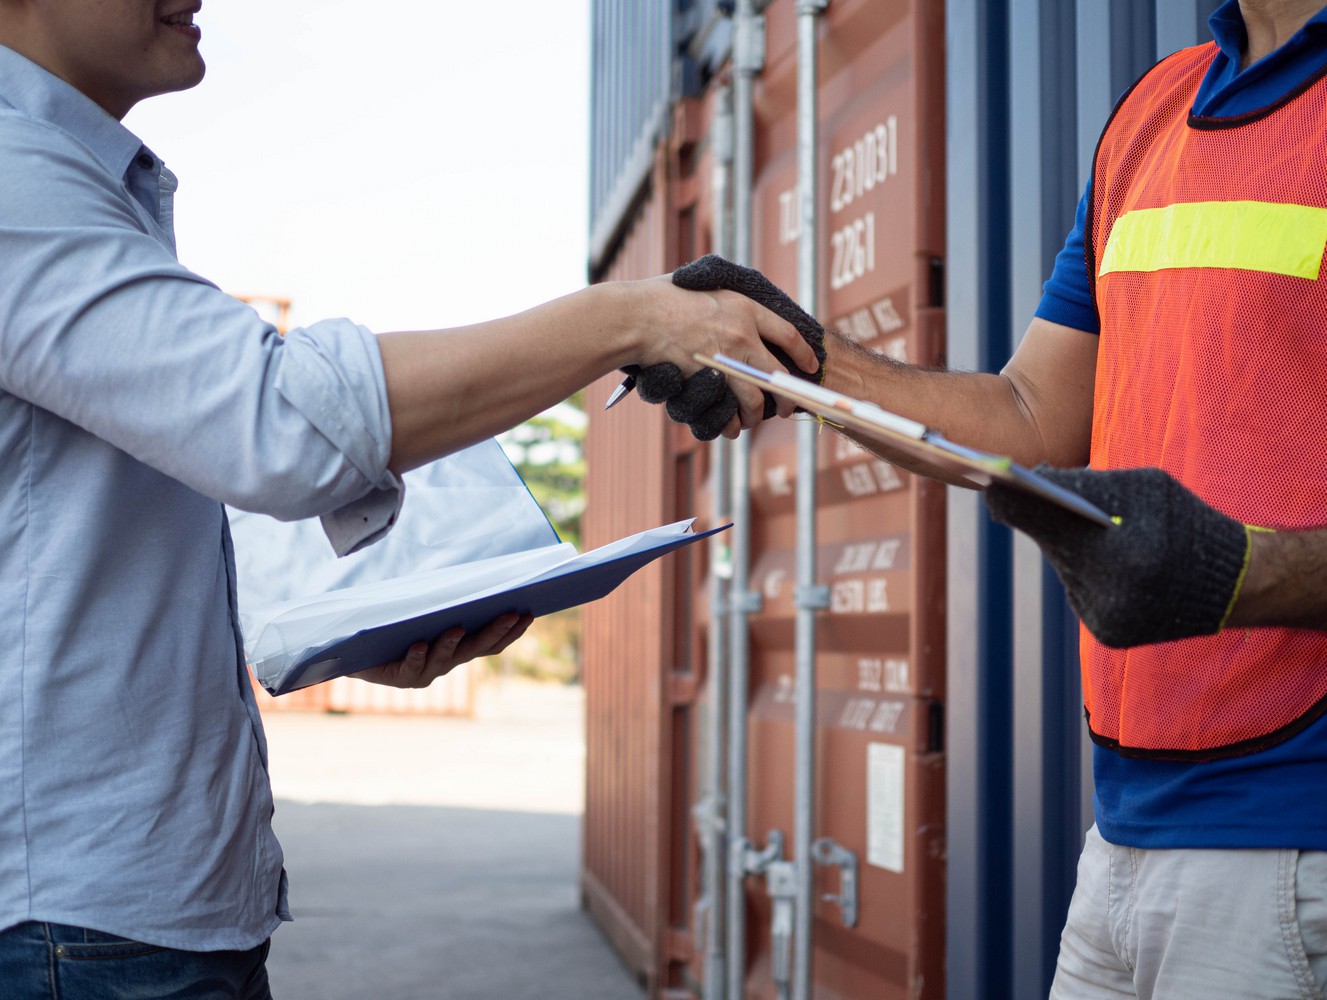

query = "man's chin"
[154, 59, 207, 98]
[180, 56, 206, 91]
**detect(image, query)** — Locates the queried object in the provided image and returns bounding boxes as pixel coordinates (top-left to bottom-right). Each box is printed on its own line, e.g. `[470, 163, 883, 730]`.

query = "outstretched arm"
[820, 317, 1098, 481]
[378, 277, 819, 474]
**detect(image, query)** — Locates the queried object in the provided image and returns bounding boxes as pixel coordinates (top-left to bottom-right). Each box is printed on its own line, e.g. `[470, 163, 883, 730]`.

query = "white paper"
[229, 437, 560, 682]
[243, 517, 702, 693]
[228, 438, 559, 610]
[867, 742, 906, 873]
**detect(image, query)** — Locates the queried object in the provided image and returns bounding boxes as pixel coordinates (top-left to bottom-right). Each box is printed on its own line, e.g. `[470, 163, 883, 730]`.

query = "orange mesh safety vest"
[1085, 43, 1327, 760]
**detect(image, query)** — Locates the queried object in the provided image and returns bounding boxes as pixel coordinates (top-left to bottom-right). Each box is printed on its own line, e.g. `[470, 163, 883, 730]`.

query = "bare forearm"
[1226, 528, 1327, 631]
[379, 285, 628, 473]
[819, 322, 1096, 484]
[378, 276, 819, 474]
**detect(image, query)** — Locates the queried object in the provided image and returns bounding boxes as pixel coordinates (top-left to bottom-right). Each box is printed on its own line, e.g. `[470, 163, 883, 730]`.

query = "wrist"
[820, 330, 870, 397]
[1223, 528, 1268, 629]
[597, 277, 679, 371]
[579, 280, 652, 372]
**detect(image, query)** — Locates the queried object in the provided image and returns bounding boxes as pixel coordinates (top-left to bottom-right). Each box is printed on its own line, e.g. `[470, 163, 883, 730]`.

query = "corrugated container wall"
[738, 5, 947, 999]
[585, 2, 1221, 1000]
[586, 1, 946, 996]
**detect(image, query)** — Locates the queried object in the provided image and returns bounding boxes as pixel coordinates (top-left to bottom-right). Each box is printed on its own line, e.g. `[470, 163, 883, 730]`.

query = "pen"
[604, 373, 636, 410]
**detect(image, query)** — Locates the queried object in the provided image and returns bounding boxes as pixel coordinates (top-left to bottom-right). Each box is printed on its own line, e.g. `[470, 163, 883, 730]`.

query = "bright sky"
[125, 0, 590, 336]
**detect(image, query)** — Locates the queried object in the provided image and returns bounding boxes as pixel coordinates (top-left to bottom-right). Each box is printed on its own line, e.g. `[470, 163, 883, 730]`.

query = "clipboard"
[255, 521, 730, 695]
[697, 352, 1115, 528]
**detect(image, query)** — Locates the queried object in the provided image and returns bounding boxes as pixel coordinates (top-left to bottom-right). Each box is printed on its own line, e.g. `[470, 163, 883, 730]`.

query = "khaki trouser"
[1052, 825, 1327, 999]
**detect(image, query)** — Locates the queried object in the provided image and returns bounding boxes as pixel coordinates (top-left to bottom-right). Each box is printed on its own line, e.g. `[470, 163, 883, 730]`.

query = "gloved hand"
[984, 466, 1253, 648]
[623, 254, 827, 441]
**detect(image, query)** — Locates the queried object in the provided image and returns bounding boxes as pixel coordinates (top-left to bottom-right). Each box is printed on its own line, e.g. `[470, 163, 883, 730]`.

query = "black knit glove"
[984, 466, 1251, 648]
[624, 255, 827, 441]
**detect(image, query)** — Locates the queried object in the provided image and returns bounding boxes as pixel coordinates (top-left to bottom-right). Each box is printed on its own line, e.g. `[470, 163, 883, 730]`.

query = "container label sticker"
[867, 742, 906, 873]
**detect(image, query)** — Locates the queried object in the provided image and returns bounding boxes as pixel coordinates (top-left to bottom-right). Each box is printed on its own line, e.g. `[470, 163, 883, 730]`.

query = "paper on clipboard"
[698, 352, 1115, 528]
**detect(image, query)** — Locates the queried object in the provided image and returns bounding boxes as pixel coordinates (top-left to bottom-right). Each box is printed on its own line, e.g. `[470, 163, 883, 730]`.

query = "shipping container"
[586, 1, 946, 996]
[585, 2, 1223, 999]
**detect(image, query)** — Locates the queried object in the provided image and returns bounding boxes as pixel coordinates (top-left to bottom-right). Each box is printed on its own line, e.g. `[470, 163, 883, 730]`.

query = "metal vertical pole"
[703, 80, 736, 1000]
[728, 4, 765, 999]
[1008, 1, 1083, 994]
[946, 1, 1016, 997]
[793, 3, 828, 1000]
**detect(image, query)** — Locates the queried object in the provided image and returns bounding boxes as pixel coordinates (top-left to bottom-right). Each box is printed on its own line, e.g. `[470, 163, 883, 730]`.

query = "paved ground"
[260, 678, 643, 1000]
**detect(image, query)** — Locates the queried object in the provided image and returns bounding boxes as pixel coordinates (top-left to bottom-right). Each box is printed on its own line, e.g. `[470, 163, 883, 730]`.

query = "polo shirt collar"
[1208, 1, 1327, 68]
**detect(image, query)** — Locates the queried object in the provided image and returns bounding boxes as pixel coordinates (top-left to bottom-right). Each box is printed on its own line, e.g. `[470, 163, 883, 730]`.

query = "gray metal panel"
[588, 0, 673, 273]
[1007, 0, 1084, 993]
[1156, 0, 1221, 59]
[1075, 0, 1114, 191]
[945, 1, 1014, 997]
[1111, 0, 1157, 96]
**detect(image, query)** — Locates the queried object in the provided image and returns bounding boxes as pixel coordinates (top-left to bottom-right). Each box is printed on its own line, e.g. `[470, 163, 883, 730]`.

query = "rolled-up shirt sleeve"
[0, 115, 402, 554]
[276, 322, 405, 555]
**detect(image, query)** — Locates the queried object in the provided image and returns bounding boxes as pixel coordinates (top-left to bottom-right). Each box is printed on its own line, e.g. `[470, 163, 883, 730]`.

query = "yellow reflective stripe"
[1098, 200, 1327, 280]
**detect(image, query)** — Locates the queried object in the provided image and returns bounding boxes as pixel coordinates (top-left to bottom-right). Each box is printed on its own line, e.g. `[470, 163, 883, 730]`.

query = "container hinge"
[733, 14, 766, 75]
[811, 837, 859, 927]
[794, 584, 831, 611]
[734, 589, 764, 615]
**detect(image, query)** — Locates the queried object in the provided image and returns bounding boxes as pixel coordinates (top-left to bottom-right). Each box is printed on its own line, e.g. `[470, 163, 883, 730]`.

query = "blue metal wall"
[944, 2, 1221, 998]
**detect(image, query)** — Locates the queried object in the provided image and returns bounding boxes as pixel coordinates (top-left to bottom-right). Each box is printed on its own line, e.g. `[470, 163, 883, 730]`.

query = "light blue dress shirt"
[0, 45, 405, 950]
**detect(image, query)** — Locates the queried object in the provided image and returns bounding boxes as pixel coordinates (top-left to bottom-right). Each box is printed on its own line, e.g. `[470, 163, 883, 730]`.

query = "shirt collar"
[0, 44, 148, 181]
[1208, 1, 1327, 67]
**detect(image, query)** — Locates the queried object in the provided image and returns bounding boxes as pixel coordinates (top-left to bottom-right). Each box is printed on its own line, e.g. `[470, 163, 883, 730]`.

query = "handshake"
[618, 255, 828, 440]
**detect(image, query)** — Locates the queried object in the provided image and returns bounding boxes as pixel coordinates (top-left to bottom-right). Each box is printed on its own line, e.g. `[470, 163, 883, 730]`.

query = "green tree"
[500, 391, 586, 549]
[497, 392, 586, 683]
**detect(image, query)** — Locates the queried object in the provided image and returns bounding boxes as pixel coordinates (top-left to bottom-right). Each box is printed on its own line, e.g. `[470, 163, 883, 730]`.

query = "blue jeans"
[0, 922, 272, 1000]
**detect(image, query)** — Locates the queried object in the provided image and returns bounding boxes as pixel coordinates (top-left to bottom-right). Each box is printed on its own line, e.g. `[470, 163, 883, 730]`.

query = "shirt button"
[136, 153, 154, 170]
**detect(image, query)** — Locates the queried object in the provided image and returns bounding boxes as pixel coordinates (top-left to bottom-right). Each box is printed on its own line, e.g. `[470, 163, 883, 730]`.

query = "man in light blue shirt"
[0, 3, 817, 996]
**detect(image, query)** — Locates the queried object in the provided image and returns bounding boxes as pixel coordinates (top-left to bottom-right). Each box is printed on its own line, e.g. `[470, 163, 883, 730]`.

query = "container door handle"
[811, 837, 859, 927]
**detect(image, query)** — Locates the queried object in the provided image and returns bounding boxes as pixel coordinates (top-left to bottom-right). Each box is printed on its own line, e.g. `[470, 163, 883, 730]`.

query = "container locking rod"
[733, 828, 784, 876]
[765, 859, 798, 1000]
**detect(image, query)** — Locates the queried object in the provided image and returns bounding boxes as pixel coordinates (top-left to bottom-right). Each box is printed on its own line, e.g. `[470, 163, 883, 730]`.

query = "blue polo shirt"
[1037, 2, 1327, 850]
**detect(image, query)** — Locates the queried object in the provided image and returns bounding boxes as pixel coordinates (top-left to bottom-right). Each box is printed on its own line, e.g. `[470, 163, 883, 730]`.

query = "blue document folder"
[257, 521, 729, 696]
